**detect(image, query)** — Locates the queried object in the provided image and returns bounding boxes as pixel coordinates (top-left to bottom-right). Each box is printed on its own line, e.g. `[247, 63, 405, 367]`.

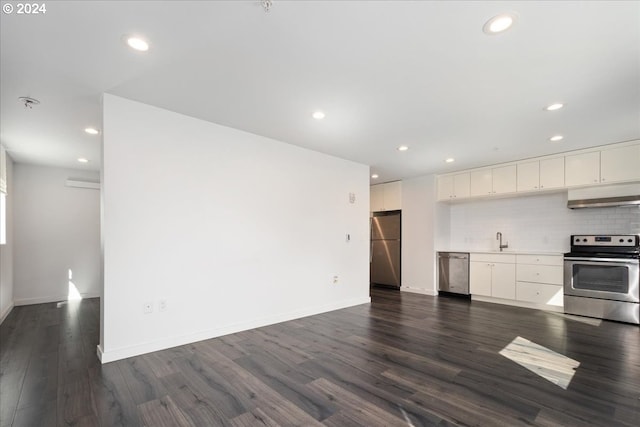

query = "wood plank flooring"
[1, 288, 639, 426]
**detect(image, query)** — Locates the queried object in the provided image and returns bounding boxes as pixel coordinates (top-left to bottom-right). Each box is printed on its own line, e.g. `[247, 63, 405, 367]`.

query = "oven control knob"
[583, 238, 587, 242]
[629, 239, 633, 243]
[620, 239, 624, 243]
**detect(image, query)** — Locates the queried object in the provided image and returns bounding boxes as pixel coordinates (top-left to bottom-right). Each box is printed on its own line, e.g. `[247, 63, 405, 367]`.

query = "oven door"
[564, 257, 639, 303]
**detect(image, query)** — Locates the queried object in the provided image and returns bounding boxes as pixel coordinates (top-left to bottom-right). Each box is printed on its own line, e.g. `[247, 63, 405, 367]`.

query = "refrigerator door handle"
[369, 217, 373, 263]
[370, 241, 374, 263]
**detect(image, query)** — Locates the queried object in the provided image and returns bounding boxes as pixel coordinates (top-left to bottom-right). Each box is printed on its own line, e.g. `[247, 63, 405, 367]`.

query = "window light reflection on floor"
[499, 336, 579, 390]
[552, 312, 602, 327]
[546, 288, 563, 306]
[67, 268, 83, 301]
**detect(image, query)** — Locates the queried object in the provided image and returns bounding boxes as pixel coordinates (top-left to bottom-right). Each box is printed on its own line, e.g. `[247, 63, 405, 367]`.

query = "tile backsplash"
[449, 192, 640, 252]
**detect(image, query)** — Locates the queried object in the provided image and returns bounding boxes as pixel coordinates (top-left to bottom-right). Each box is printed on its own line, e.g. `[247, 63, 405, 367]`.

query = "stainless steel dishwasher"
[437, 252, 470, 295]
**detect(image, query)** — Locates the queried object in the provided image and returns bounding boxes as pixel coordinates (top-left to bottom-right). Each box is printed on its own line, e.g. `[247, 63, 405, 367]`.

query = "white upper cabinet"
[437, 175, 453, 201]
[370, 184, 384, 212]
[470, 169, 493, 196]
[539, 157, 565, 190]
[518, 158, 564, 192]
[601, 144, 640, 184]
[437, 173, 470, 201]
[383, 181, 402, 210]
[492, 165, 517, 194]
[565, 151, 600, 187]
[370, 181, 402, 212]
[453, 173, 471, 199]
[470, 166, 516, 197]
[517, 161, 539, 192]
[436, 141, 638, 202]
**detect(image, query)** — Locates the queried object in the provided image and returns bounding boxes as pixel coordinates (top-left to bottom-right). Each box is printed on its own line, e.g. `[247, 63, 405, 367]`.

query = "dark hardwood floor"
[1, 288, 639, 426]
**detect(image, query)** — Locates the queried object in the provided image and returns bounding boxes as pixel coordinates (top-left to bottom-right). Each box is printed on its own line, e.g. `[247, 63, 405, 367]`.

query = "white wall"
[447, 192, 640, 252]
[401, 175, 439, 295]
[100, 94, 370, 363]
[13, 164, 101, 305]
[0, 155, 14, 323]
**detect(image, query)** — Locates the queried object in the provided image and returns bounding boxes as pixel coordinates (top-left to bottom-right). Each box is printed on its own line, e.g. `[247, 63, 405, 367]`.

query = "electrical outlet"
[332, 275, 339, 284]
[143, 301, 153, 314]
[159, 299, 167, 312]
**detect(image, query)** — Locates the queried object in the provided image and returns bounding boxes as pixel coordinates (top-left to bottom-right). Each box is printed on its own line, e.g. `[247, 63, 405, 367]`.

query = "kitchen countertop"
[438, 250, 565, 256]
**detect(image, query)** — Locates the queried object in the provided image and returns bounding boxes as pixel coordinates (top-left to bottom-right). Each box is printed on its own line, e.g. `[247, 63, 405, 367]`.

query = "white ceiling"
[1, 1, 639, 183]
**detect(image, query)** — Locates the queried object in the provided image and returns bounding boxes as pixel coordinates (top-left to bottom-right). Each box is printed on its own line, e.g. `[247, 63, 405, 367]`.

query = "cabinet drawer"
[470, 253, 516, 264]
[516, 254, 563, 266]
[516, 282, 563, 306]
[516, 264, 563, 285]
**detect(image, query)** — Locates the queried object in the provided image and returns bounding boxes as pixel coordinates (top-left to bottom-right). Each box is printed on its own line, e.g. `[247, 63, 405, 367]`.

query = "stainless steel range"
[564, 235, 639, 324]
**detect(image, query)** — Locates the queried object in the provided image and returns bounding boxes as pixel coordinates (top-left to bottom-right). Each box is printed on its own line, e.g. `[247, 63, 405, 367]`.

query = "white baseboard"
[401, 286, 437, 296]
[96, 344, 104, 361]
[0, 302, 14, 324]
[14, 292, 101, 306]
[99, 295, 371, 364]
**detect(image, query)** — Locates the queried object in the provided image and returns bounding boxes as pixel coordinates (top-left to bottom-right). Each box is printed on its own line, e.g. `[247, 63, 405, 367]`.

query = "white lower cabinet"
[492, 263, 517, 299]
[470, 262, 492, 296]
[470, 253, 516, 299]
[516, 282, 563, 306]
[515, 254, 564, 308]
[516, 264, 563, 285]
[470, 252, 563, 311]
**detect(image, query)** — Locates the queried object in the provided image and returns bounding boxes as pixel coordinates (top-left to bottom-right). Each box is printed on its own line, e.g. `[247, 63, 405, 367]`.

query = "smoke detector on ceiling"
[18, 96, 40, 109]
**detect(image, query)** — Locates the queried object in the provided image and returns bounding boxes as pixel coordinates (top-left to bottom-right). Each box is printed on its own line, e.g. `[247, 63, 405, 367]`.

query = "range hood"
[567, 183, 640, 209]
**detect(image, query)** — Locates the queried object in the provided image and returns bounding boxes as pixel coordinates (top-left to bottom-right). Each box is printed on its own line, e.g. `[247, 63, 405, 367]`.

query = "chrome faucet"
[497, 232, 509, 251]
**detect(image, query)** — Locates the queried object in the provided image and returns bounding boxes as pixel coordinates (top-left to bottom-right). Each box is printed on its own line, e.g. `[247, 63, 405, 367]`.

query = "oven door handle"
[565, 257, 639, 264]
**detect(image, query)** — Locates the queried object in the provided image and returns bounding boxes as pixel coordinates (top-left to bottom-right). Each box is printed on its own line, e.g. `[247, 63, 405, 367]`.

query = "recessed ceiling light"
[84, 127, 100, 135]
[545, 103, 564, 111]
[77, 158, 89, 163]
[483, 13, 517, 35]
[126, 36, 149, 52]
[549, 135, 564, 142]
[445, 158, 455, 163]
[371, 174, 379, 179]
[397, 145, 409, 152]
[312, 111, 325, 120]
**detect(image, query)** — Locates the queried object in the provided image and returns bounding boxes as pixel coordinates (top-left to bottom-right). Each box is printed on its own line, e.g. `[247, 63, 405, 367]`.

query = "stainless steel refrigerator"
[370, 211, 401, 288]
